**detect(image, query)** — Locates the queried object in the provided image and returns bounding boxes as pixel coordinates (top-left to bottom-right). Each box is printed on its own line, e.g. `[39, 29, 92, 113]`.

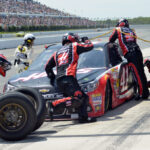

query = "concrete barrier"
[0, 34, 62, 50]
[0, 29, 109, 50]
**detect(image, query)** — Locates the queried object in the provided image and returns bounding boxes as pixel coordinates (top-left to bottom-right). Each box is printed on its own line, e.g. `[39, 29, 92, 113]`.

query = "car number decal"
[120, 65, 129, 92]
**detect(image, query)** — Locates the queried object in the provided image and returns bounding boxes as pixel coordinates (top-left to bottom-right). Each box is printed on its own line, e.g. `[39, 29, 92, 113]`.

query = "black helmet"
[62, 32, 79, 45]
[116, 18, 129, 27]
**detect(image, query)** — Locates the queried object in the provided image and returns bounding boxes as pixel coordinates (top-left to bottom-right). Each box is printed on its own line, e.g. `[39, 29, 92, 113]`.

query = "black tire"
[0, 92, 37, 141]
[16, 87, 46, 131]
[105, 81, 112, 112]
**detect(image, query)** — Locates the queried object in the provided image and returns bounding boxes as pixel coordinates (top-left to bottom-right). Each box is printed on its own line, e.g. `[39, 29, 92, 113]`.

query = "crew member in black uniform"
[109, 18, 149, 99]
[45, 32, 95, 123]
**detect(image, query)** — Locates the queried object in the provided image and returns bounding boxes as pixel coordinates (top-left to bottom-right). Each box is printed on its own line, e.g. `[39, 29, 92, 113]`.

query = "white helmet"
[24, 33, 35, 41]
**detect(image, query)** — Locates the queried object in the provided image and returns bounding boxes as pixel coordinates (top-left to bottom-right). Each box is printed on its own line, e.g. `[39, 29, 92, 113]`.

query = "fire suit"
[45, 40, 93, 120]
[109, 27, 149, 99]
[14, 43, 33, 73]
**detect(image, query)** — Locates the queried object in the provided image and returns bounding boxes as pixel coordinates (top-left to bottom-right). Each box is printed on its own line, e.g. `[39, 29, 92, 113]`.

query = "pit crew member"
[109, 18, 149, 99]
[14, 33, 35, 73]
[45, 32, 95, 123]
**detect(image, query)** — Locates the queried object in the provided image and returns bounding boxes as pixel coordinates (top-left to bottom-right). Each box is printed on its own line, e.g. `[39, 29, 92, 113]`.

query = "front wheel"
[0, 92, 37, 141]
[16, 87, 46, 131]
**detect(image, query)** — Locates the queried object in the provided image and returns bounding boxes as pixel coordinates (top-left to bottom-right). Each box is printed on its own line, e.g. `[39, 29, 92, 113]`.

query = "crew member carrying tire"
[109, 18, 149, 99]
[45, 32, 96, 123]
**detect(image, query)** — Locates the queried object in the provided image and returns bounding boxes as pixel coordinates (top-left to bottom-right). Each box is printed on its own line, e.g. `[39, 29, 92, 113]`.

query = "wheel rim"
[0, 103, 27, 131]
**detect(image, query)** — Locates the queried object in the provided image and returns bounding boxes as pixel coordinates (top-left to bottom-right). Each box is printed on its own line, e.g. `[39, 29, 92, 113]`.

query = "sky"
[35, 0, 150, 20]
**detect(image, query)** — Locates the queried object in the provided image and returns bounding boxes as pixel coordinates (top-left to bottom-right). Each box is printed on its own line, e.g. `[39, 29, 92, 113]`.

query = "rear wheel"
[105, 81, 112, 112]
[0, 92, 36, 141]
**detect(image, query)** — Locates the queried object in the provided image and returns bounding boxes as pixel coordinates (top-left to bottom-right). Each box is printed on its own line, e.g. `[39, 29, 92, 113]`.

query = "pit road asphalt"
[0, 25, 150, 150]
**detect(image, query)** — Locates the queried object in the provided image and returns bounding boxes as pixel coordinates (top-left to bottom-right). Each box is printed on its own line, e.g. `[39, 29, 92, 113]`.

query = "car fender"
[99, 74, 111, 110]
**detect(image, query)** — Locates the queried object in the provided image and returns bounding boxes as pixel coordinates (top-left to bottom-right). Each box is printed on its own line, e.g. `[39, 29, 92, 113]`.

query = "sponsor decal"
[42, 93, 63, 99]
[116, 79, 120, 88]
[66, 101, 71, 107]
[39, 89, 50, 93]
[11, 72, 47, 82]
[77, 67, 105, 74]
[111, 67, 119, 79]
[95, 105, 101, 111]
[77, 68, 92, 74]
[104, 75, 108, 81]
[83, 78, 89, 81]
[91, 93, 102, 105]
[111, 68, 118, 72]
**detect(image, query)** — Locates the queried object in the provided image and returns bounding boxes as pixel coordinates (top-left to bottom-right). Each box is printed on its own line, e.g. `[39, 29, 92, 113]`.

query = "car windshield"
[77, 47, 106, 68]
[29, 45, 106, 71]
[29, 48, 56, 71]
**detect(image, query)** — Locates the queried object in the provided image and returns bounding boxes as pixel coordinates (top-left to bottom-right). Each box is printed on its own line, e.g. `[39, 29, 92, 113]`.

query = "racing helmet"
[0, 54, 12, 77]
[116, 18, 129, 27]
[62, 32, 80, 45]
[24, 33, 35, 44]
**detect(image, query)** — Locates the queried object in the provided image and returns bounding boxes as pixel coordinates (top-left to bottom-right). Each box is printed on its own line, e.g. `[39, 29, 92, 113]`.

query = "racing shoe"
[142, 90, 149, 100]
[134, 95, 142, 101]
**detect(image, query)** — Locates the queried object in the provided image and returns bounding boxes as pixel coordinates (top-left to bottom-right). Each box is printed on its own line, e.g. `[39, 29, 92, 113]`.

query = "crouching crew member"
[45, 32, 96, 123]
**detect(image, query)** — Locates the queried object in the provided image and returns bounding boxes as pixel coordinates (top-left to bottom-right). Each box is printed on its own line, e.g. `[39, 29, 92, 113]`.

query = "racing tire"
[15, 87, 46, 131]
[104, 81, 112, 112]
[0, 92, 37, 141]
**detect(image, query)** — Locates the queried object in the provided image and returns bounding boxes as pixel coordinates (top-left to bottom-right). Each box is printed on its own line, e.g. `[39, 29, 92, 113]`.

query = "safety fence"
[90, 28, 150, 44]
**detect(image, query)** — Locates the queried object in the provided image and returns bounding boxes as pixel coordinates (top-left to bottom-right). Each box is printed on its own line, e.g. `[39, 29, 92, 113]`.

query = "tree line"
[0, 25, 96, 33]
[0, 17, 150, 32]
[96, 17, 150, 28]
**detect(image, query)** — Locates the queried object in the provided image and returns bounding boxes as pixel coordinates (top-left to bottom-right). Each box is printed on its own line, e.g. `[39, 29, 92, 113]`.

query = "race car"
[3, 41, 137, 121]
[16, 31, 25, 37]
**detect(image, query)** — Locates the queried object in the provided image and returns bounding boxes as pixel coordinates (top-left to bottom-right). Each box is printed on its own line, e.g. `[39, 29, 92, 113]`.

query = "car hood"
[8, 67, 107, 87]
